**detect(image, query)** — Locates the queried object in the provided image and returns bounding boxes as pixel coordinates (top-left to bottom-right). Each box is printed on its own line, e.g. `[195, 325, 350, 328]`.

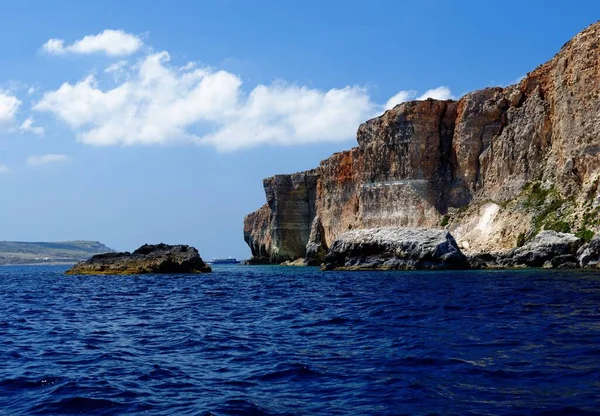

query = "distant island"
[0, 240, 114, 265]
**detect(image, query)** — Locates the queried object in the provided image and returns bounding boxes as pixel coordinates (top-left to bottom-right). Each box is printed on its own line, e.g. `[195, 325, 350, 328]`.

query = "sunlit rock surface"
[245, 22, 600, 264]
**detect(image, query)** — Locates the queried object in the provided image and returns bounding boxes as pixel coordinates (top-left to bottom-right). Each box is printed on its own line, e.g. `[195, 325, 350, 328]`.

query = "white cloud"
[384, 86, 454, 110]
[42, 30, 143, 56]
[26, 154, 69, 166]
[20, 117, 45, 136]
[35, 31, 455, 151]
[418, 86, 453, 101]
[105, 60, 128, 73]
[0, 91, 21, 124]
[34, 51, 375, 150]
[384, 90, 417, 110]
[0, 164, 10, 174]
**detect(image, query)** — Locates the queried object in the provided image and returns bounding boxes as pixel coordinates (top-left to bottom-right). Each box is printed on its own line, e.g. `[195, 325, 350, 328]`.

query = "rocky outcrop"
[508, 231, 583, 268]
[305, 216, 328, 265]
[280, 258, 306, 266]
[244, 22, 600, 265]
[322, 228, 469, 270]
[577, 236, 600, 267]
[244, 171, 318, 263]
[469, 231, 583, 268]
[65, 243, 212, 275]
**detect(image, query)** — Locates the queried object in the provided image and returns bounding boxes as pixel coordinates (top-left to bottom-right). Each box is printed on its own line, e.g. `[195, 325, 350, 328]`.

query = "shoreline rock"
[468, 231, 583, 269]
[280, 258, 306, 266]
[65, 243, 212, 275]
[322, 227, 469, 271]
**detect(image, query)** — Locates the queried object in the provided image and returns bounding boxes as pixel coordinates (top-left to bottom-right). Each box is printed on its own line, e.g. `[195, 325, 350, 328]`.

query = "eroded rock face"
[507, 231, 583, 267]
[305, 216, 328, 266]
[65, 244, 212, 275]
[244, 171, 319, 263]
[578, 236, 600, 268]
[322, 227, 468, 271]
[244, 22, 600, 263]
[469, 231, 583, 268]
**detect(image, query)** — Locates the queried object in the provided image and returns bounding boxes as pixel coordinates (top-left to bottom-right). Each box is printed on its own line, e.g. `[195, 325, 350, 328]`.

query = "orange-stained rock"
[244, 21, 600, 262]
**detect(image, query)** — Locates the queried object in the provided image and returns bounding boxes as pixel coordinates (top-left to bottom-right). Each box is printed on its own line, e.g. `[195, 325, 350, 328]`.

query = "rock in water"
[469, 231, 584, 269]
[504, 231, 583, 268]
[578, 236, 600, 268]
[65, 243, 212, 275]
[322, 227, 469, 271]
[280, 258, 306, 266]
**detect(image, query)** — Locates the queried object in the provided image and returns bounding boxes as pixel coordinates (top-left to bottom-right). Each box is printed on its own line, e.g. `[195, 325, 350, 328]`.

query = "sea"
[1, 265, 600, 415]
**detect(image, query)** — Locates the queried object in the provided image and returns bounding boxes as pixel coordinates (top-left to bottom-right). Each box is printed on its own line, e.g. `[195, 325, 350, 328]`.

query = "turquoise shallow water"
[1, 265, 600, 415]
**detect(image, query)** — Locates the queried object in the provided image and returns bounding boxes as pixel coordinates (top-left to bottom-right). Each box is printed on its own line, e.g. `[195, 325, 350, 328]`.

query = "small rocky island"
[65, 243, 212, 275]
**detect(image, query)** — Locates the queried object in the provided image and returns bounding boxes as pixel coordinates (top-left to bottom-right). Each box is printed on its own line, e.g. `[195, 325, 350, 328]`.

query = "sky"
[0, 0, 598, 259]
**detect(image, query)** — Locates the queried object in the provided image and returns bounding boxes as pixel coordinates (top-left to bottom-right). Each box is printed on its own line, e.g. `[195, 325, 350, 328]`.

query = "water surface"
[1, 265, 600, 415]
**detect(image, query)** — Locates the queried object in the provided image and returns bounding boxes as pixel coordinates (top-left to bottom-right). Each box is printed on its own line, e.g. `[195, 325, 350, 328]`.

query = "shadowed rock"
[505, 231, 583, 268]
[65, 243, 212, 275]
[322, 227, 469, 271]
[469, 231, 583, 268]
[578, 236, 600, 268]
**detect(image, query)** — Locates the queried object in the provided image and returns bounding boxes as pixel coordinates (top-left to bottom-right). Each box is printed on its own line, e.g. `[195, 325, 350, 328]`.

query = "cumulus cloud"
[20, 117, 45, 136]
[42, 30, 143, 56]
[385, 86, 454, 110]
[418, 86, 453, 101]
[0, 91, 21, 124]
[26, 154, 69, 166]
[34, 51, 375, 150]
[35, 30, 455, 151]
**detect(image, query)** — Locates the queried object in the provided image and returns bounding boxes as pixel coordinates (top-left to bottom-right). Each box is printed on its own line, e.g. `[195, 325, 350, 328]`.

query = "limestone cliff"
[244, 22, 600, 262]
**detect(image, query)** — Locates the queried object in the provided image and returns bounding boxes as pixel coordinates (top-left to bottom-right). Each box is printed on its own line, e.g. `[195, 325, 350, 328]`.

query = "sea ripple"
[1, 265, 600, 415]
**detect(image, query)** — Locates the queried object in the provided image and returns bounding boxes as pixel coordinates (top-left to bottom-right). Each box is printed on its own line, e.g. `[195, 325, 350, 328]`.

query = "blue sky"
[0, 0, 597, 259]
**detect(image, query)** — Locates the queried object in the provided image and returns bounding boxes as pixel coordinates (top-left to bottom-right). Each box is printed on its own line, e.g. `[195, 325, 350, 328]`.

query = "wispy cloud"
[0, 164, 10, 174]
[20, 117, 45, 136]
[26, 154, 69, 166]
[42, 29, 143, 56]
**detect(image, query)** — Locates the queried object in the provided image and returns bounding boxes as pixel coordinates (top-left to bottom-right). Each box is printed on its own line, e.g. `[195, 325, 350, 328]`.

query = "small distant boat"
[208, 257, 240, 265]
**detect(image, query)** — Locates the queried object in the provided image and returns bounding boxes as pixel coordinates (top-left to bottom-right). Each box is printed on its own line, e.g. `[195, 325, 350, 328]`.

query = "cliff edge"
[244, 22, 600, 264]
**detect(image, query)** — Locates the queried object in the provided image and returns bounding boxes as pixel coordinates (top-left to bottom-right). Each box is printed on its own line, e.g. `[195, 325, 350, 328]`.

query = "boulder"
[499, 231, 583, 268]
[578, 235, 600, 268]
[280, 258, 306, 266]
[65, 243, 212, 275]
[322, 227, 469, 271]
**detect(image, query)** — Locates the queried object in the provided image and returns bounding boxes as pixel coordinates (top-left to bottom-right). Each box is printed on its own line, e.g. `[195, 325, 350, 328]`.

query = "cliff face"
[244, 171, 318, 263]
[244, 22, 600, 262]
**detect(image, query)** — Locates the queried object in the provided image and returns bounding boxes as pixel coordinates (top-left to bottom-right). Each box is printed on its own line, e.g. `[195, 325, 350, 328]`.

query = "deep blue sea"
[1, 265, 600, 415]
